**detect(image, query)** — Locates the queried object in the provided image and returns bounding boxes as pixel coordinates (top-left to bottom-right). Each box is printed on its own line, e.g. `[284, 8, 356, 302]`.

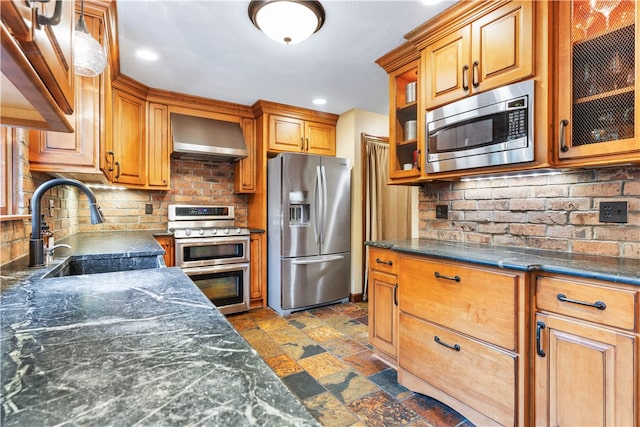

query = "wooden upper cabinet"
[556, 0, 639, 167]
[257, 101, 338, 157]
[29, 4, 112, 181]
[147, 102, 170, 189]
[305, 121, 335, 156]
[423, 27, 470, 109]
[1, 0, 74, 132]
[235, 117, 257, 193]
[423, 1, 533, 109]
[268, 115, 304, 152]
[110, 88, 147, 186]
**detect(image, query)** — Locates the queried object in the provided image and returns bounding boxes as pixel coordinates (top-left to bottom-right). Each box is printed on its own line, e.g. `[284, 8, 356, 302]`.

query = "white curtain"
[363, 134, 411, 299]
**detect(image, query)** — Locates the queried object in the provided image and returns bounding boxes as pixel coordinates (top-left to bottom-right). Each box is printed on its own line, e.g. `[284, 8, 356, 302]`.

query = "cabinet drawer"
[399, 313, 516, 426]
[368, 247, 398, 275]
[399, 256, 520, 350]
[536, 275, 637, 331]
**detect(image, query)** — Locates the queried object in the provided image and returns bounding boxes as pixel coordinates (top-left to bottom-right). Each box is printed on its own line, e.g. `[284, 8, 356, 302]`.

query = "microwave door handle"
[462, 65, 469, 91]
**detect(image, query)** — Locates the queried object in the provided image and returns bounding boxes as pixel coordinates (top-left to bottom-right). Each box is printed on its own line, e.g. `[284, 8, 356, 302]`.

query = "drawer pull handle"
[434, 272, 461, 282]
[557, 293, 606, 310]
[434, 336, 460, 351]
[375, 258, 393, 266]
[536, 321, 546, 357]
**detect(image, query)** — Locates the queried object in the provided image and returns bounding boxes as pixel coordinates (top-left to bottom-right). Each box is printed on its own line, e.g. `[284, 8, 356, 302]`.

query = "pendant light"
[74, 0, 107, 77]
[248, 0, 325, 45]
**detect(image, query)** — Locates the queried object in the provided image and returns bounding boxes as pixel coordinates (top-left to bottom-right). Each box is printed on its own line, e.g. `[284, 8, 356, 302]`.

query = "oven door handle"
[182, 263, 250, 274]
[291, 254, 344, 265]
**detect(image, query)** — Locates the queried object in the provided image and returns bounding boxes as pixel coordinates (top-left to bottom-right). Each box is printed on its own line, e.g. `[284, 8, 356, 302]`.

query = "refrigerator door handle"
[291, 254, 345, 265]
[314, 165, 322, 244]
[320, 165, 327, 244]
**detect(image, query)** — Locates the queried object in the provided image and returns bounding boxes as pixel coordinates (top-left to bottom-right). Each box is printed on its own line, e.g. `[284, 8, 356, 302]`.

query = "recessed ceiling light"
[420, 0, 443, 4]
[135, 49, 159, 62]
[313, 98, 327, 105]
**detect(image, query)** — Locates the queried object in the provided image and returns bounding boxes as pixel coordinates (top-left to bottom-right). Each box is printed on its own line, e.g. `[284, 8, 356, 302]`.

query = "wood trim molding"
[375, 41, 420, 73]
[252, 99, 339, 124]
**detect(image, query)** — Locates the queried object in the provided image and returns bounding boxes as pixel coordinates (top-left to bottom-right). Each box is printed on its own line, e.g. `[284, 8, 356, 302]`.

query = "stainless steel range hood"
[170, 113, 248, 161]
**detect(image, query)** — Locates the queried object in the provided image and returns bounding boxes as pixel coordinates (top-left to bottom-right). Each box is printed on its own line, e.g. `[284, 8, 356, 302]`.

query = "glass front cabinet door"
[389, 60, 421, 181]
[557, 0, 638, 166]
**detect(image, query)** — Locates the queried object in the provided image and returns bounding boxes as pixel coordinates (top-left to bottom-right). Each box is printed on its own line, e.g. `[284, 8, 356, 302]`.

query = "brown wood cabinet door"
[534, 313, 636, 426]
[556, 0, 638, 166]
[249, 233, 265, 308]
[3, 0, 74, 114]
[147, 102, 170, 189]
[268, 115, 304, 152]
[423, 26, 471, 109]
[305, 121, 336, 156]
[368, 269, 398, 359]
[424, 1, 533, 110]
[154, 235, 174, 267]
[112, 89, 146, 186]
[471, 0, 533, 93]
[28, 13, 104, 174]
[235, 118, 257, 193]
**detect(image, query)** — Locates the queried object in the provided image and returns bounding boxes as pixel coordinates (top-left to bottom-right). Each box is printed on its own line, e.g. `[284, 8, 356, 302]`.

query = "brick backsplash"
[419, 167, 640, 258]
[75, 158, 247, 234]
[2, 128, 639, 265]
[1, 129, 247, 265]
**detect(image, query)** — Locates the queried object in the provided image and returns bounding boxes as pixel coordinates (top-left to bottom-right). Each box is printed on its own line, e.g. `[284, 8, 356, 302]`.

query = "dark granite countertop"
[366, 238, 640, 286]
[1, 232, 319, 426]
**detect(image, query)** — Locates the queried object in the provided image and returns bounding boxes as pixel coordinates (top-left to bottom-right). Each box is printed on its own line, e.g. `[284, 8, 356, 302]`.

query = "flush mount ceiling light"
[248, 0, 325, 45]
[74, 0, 107, 76]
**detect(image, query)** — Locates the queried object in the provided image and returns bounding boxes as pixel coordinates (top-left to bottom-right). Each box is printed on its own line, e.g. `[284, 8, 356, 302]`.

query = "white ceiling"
[116, 0, 457, 116]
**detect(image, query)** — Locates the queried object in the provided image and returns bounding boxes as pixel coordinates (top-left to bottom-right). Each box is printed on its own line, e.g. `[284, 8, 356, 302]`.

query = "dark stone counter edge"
[366, 240, 640, 287]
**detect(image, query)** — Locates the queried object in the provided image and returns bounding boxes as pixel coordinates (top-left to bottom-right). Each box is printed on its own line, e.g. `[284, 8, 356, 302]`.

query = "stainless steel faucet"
[45, 243, 72, 265]
[29, 178, 105, 267]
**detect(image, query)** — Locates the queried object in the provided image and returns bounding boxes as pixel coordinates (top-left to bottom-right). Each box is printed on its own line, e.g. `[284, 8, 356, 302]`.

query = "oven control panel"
[168, 204, 234, 221]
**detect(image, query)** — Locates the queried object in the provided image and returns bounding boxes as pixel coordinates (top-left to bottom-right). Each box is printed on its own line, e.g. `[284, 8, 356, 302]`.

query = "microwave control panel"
[507, 108, 526, 140]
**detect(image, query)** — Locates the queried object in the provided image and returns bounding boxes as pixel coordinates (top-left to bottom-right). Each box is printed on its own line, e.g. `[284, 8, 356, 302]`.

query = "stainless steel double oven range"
[169, 204, 250, 315]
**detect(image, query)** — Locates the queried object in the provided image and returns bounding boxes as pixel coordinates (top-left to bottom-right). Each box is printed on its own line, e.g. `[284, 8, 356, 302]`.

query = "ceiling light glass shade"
[249, 1, 325, 45]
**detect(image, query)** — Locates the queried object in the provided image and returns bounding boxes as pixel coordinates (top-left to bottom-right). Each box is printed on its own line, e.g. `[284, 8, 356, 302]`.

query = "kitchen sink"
[43, 256, 162, 278]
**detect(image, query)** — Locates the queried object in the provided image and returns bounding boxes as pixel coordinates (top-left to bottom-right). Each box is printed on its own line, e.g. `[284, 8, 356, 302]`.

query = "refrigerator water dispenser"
[289, 204, 310, 226]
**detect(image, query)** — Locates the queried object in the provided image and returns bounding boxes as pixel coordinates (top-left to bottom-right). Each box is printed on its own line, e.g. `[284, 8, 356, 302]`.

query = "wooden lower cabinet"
[396, 253, 527, 426]
[154, 235, 174, 267]
[400, 313, 516, 426]
[534, 274, 638, 426]
[367, 247, 399, 365]
[368, 249, 639, 426]
[534, 313, 635, 427]
[249, 232, 265, 308]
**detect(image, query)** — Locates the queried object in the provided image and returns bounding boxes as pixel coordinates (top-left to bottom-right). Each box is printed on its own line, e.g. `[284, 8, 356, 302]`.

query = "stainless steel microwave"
[425, 79, 534, 173]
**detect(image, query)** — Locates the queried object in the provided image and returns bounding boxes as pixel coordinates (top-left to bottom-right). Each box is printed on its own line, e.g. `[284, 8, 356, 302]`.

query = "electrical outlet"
[49, 199, 55, 217]
[435, 204, 448, 219]
[145, 204, 153, 215]
[599, 201, 628, 223]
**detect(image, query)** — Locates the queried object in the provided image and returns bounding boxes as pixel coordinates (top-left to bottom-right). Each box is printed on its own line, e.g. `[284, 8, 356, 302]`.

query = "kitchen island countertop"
[1, 232, 319, 426]
[366, 238, 640, 286]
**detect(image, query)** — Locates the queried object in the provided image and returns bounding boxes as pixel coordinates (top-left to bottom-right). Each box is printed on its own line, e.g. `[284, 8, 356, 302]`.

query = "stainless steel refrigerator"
[267, 152, 351, 316]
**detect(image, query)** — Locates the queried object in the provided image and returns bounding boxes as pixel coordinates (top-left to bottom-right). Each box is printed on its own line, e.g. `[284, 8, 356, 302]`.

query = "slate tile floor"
[227, 302, 474, 427]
